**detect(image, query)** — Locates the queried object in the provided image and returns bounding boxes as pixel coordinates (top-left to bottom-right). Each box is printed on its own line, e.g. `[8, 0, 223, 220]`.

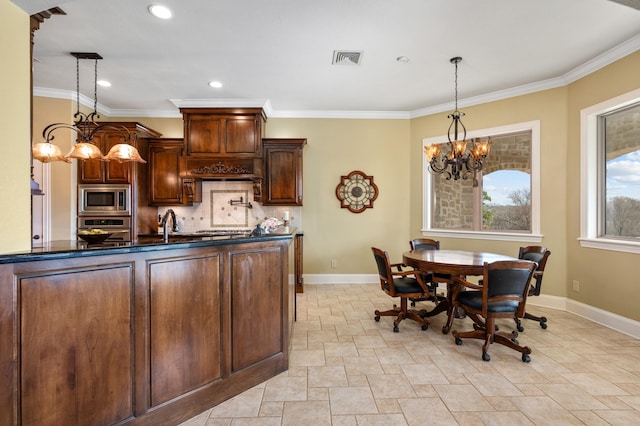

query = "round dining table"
[402, 249, 518, 334]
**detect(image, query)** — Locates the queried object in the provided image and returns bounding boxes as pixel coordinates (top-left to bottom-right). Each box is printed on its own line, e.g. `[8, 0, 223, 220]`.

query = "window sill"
[423, 229, 543, 243]
[579, 238, 640, 254]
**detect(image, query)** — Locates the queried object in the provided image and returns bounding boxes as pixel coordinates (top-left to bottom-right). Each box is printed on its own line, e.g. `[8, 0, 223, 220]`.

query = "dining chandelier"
[32, 52, 146, 164]
[424, 56, 490, 184]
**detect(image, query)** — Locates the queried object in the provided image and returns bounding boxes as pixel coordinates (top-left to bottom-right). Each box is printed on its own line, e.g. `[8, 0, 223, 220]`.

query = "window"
[423, 121, 541, 242]
[580, 88, 640, 253]
[601, 104, 640, 239]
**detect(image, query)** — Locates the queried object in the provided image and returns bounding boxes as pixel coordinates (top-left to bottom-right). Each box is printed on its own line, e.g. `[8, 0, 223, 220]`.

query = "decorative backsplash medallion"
[210, 190, 250, 227]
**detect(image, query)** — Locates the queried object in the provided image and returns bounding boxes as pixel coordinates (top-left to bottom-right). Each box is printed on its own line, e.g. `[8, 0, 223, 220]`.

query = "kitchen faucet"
[160, 209, 179, 242]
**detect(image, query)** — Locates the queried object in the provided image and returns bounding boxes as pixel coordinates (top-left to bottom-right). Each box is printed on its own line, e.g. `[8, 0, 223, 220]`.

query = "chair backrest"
[518, 246, 551, 296]
[482, 260, 536, 317]
[371, 247, 395, 294]
[410, 238, 440, 251]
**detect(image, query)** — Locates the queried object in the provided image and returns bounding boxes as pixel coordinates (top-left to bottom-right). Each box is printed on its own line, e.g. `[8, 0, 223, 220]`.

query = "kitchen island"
[0, 229, 296, 426]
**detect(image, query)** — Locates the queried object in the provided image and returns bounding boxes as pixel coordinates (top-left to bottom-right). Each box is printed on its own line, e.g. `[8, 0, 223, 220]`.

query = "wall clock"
[335, 170, 379, 213]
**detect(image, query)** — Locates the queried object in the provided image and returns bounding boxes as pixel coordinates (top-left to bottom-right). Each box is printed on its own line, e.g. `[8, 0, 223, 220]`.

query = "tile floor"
[180, 284, 640, 425]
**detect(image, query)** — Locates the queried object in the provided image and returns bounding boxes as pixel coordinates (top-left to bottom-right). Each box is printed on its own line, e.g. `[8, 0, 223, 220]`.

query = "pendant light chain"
[75, 55, 80, 116]
[453, 59, 459, 112]
[93, 58, 98, 115]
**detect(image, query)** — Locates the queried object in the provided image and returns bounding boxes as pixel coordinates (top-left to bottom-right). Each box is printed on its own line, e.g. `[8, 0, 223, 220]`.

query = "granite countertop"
[0, 227, 296, 264]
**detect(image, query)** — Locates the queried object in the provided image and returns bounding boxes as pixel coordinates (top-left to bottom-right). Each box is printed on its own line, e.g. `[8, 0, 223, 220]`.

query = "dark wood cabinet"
[149, 254, 222, 406]
[181, 108, 266, 158]
[17, 264, 135, 425]
[263, 138, 306, 206]
[148, 139, 201, 206]
[0, 238, 292, 425]
[78, 122, 161, 184]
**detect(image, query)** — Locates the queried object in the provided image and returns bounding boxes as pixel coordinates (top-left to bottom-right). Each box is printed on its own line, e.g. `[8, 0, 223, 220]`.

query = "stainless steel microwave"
[78, 184, 131, 216]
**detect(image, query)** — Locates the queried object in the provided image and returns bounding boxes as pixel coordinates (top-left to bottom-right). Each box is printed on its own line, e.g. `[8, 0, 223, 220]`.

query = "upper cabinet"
[78, 122, 161, 184]
[148, 138, 201, 206]
[181, 108, 266, 158]
[262, 138, 306, 206]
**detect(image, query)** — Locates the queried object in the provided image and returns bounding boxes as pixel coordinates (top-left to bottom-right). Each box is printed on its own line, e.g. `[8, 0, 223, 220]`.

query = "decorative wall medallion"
[335, 170, 379, 213]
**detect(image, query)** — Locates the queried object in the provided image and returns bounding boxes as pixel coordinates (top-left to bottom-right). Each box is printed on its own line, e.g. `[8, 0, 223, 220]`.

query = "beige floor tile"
[329, 386, 378, 415]
[367, 373, 417, 399]
[401, 363, 449, 385]
[307, 365, 348, 387]
[536, 383, 609, 410]
[460, 410, 535, 425]
[560, 371, 630, 395]
[331, 415, 357, 426]
[343, 355, 384, 376]
[282, 400, 331, 426]
[594, 409, 640, 424]
[288, 348, 325, 367]
[433, 384, 494, 411]
[262, 375, 307, 402]
[208, 387, 263, 418]
[354, 413, 408, 425]
[398, 397, 458, 425]
[464, 372, 525, 397]
[258, 401, 283, 417]
[510, 396, 584, 425]
[374, 398, 401, 414]
[323, 341, 359, 358]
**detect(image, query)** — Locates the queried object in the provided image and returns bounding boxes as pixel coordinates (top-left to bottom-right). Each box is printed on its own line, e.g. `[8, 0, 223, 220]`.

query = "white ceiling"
[13, 0, 640, 118]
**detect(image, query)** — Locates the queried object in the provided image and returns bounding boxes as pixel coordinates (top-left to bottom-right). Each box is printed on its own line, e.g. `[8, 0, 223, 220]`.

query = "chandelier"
[32, 52, 146, 164]
[424, 56, 490, 184]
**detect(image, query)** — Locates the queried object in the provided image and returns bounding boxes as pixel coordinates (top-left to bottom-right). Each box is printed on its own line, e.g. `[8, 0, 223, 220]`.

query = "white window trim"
[580, 88, 640, 254]
[422, 120, 542, 242]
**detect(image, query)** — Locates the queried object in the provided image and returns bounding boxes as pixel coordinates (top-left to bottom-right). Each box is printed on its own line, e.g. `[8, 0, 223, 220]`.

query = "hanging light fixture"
[32, 52, 146, 164]
[424, 56, 490, 184]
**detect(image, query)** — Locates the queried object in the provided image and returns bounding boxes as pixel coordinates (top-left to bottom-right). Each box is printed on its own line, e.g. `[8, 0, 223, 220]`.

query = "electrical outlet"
[572, 280, 580, 292]
[331, 259, 337, 268]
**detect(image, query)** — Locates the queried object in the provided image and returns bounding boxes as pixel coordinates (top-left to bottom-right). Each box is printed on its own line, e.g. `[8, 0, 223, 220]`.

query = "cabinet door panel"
[20, 266, 134, 426]
[149, 143, 183, 205]
[149, 255, 222, 406]
[266, 149, 298, 203]
[188, 119, 222, 155]
[230, 248, 283, 372]
[225, 118, 258, 154]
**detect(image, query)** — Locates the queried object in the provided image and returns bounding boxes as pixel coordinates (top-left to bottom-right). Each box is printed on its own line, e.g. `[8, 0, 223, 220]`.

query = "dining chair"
[371, 247, 432, 332]
[516, 246, 551, 331]
[452, 259, 536, 362]
[408, 238, 450, 308]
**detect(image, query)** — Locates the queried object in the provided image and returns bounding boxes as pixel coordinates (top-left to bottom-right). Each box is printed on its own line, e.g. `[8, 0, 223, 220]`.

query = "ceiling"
[13, 0, 640, 118]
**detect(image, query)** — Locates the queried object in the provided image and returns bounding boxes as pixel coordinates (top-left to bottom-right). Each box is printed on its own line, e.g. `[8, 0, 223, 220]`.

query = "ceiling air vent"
[332, 50, 363, 66]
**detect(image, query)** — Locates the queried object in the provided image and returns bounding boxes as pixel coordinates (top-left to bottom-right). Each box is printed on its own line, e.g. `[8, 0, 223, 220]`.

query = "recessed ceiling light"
[208, 81, 223, 88]
[97, 80, 111, 87]
[148, 4, 173, 19]
[396, 56, 410, 63]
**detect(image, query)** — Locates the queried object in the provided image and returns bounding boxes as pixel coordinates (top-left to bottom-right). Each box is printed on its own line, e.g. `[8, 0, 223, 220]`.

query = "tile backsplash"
[160, 181, 301, 232]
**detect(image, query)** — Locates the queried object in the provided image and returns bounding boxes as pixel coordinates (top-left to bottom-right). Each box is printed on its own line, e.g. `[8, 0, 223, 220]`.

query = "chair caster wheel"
[421, 324, 428, 331]
[511, 338, 519, 345]
[374, 316, 380, 322]
[393, 325, 399, 332]
[540, 322, 548, 330]
[473, 323, 481, 330]
[517, 325, 524, 332]
[410, 301, 416, 307]
[482, 352, 491, 362]
[522, 354, 531, 363]
[455, 337, 463, 345]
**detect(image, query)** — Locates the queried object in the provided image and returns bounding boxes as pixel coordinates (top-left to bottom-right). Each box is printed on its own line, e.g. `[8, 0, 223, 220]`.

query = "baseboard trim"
[302, 275, 640, 339]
